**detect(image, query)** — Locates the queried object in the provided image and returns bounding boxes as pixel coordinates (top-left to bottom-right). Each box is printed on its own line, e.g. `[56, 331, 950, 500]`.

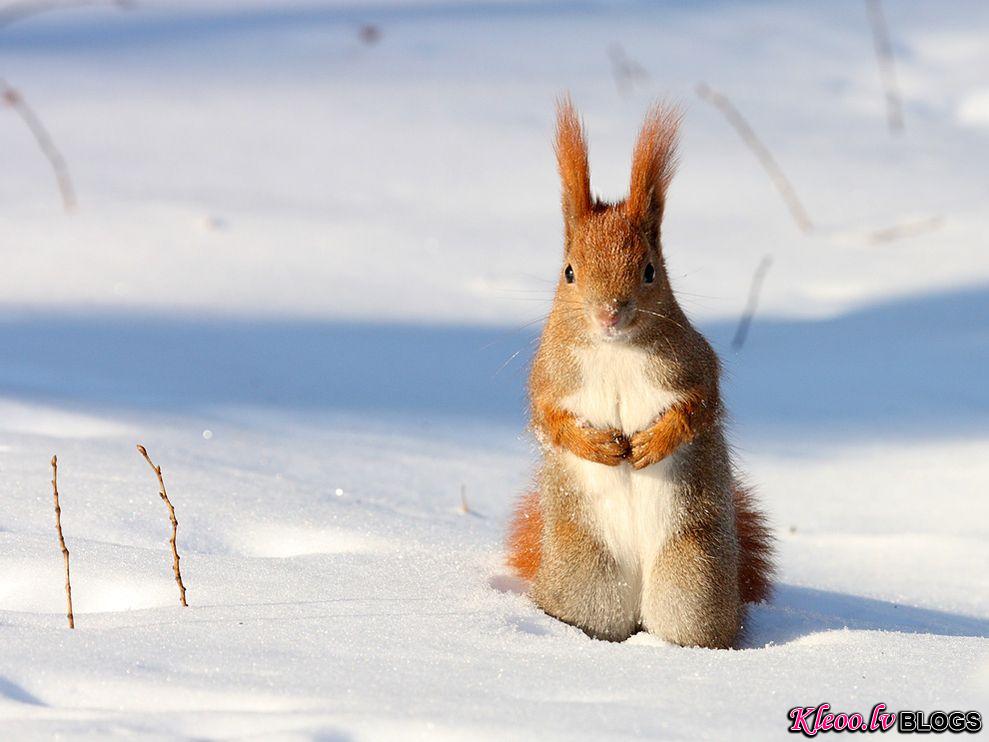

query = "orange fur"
[507, 490, 542, 580]
[555, 96, 593, 228]
[734, 484, 775, 604]
[536, 403, 629, 466]
[629, 389, 713, 470]
[626, 103, 681, 226]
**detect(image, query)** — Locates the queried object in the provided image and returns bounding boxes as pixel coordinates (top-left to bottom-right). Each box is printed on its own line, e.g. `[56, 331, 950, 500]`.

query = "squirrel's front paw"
[629, 428, 675, 470]
[577, 426, 630, 466]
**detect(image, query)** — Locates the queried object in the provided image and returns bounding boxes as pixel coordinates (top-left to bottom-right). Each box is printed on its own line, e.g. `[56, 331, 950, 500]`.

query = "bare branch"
[51, 455, 74, 629]
[136, 444, 188, 607]
[0, 0, 132, 30]
[608, 43, 649, 98]
[731, 255, 773, 352]
[1, 78, 75, 211]
[864, 0, 903, 134]
[868, 215, 943, 245]
[696, 83, 813, 234]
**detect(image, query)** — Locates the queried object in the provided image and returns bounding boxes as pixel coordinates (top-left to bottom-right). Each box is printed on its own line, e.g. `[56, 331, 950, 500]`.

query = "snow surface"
[1, 1, 987, 739]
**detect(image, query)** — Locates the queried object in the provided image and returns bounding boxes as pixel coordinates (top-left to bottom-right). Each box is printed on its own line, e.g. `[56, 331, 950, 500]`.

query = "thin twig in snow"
[459, 484, 470, 515]
[1, 79, 75, 210]
[731, 255, 773, 352]
[137, 444, 188, 607]
[51, 455, 74, 629]
[864, 0, 903, 134]
[696, 83, 813, 234]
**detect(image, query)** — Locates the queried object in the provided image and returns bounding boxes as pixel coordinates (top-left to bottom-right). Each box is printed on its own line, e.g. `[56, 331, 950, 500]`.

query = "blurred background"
[1, 0, 986, 433]
[3, 1, 989, 314]
[1, 2, 987, 737]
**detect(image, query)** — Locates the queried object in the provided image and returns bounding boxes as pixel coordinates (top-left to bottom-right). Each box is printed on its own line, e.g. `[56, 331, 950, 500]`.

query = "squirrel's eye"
[564, 264, 575, 284]
[644, 262, 656, 284]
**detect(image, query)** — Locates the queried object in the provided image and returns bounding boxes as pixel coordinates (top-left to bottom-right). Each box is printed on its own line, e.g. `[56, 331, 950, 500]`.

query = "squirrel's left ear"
[626, 102, 680, 242]
[555, 95, 592, 239]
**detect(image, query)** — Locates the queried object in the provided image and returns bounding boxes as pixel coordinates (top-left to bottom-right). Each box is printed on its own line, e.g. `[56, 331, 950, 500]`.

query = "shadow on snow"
[743, 583, 989, 647]
[0, 283, 985, 438]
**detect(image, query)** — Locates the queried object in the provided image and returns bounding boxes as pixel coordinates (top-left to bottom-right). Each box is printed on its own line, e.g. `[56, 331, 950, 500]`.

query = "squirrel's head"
[553, 97, 681, 343]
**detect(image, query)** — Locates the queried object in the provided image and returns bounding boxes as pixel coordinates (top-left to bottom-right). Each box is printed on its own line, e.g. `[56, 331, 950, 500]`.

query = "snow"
[1, 1, 987, 739]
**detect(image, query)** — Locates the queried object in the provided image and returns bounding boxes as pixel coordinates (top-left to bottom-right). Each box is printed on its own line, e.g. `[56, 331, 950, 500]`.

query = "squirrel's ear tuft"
[555, 95, 592, 232]
[626, 102, 681, 236]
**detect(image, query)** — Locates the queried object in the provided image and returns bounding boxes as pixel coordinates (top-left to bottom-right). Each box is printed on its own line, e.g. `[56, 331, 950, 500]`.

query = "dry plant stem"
[864, 0, 903, 134]
[136, 445, 188, 606]
[696, 82, 813, 233]
[0, 79, 75, 211]
[868, 215, 943, 245]
[0, 0, 131, 29]
[731, 255, 773, 351]
[51, 455, 74, 629]
[607, 43, 648, 98]
[459, 484, 470, 515]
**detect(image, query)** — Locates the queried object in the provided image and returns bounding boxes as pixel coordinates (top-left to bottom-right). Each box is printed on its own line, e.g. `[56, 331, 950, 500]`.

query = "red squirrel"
[507, 98, 774, 648]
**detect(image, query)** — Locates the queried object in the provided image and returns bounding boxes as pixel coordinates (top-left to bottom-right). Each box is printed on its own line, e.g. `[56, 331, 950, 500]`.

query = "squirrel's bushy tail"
[507, 484, 774, 602]
[507, 490, 542, 581]
[732, 482, 774, 604]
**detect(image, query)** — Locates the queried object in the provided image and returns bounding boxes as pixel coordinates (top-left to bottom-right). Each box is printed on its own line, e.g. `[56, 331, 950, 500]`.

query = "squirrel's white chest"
[560, 342, 682, 585]
[561, 342, 678, 432]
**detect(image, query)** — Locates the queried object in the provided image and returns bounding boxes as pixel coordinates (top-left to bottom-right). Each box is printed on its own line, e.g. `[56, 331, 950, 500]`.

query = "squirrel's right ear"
[555, 96, 592, 235]
[626, 102, 680, 239]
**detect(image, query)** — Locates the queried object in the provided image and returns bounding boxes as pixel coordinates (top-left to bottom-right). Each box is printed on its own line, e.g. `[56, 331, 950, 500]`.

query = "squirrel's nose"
[595, 301, 631, 329]
[596, 307, 621, 327]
